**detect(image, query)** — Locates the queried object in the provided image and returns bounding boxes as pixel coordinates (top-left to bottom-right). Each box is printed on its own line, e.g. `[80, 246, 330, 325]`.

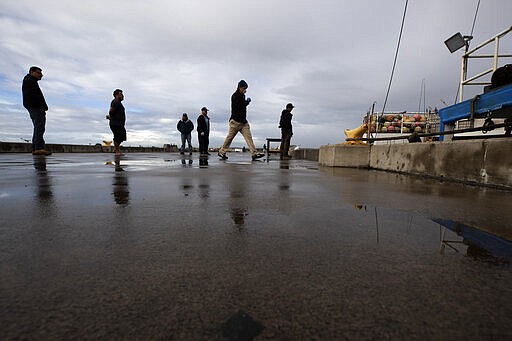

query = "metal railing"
[459, 26, 512, 102]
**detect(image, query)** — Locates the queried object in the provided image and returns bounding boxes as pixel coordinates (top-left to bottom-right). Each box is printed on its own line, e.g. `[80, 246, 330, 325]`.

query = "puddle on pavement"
[2, 154, 510, 269]
[434, 218, 512, 264]
[352, 202, 511, 266]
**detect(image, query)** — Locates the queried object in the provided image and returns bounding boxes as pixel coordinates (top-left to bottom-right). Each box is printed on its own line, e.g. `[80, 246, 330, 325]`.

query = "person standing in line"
[218, 80, 265, 160]
[279, 103, 294, 160]
[107, 89, 127, 156]
[177, 113, 194, 155]
[22, 66, 51, 155]
[197, 107, 210, 156]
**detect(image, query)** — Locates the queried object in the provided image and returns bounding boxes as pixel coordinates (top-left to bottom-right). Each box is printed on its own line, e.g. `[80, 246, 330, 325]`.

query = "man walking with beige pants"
[218, 80, 265, 161]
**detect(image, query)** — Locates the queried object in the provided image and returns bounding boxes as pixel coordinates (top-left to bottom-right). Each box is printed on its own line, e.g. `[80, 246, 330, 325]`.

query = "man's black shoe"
[218, 152, 228, 160]
[251, 153, 264, 160]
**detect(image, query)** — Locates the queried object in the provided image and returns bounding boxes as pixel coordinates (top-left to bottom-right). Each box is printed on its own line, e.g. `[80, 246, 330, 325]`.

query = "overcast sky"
[1, 0, 511, 148]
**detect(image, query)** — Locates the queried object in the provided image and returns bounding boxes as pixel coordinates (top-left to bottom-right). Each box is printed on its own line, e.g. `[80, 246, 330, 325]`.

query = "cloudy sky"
[1, 0, 511, 148]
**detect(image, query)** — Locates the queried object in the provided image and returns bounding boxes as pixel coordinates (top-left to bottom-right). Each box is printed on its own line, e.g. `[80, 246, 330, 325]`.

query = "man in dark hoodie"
[218, 80, 264, 160]
[279, 103, 294, 160]
[177, 113, 194, 155]
[22, 66, 51, 155]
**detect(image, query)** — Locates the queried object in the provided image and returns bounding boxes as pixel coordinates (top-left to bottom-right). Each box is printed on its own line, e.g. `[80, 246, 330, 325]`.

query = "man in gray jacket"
[177, 113, 194, 155]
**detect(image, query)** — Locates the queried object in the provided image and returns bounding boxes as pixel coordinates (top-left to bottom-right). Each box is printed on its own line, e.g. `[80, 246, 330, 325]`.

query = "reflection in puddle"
[33, 156, 54, 215]
[230, 208, 248, 226]
[352, 202, 511, 265]
[435, 218, 512, 265]
[199, 157, 208, 168]
[198, 184, 210, 199]
[181, 158, 193, 166]
[110, 157, 129, 206]
[354, 203, 367, 211]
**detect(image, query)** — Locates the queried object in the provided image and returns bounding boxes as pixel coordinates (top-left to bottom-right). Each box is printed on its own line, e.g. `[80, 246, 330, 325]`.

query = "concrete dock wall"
[291, 148, 319, 161]
[320, 138, 512, 189]
[319, 145, 370, 167]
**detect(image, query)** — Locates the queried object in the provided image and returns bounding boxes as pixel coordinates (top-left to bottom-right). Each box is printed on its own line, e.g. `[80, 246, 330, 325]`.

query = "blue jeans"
[28, 108, 46, 151]
[180, 133, 192, 153]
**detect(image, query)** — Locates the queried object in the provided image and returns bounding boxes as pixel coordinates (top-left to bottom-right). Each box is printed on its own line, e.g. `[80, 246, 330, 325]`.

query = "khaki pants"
[219, 119, 257, 155]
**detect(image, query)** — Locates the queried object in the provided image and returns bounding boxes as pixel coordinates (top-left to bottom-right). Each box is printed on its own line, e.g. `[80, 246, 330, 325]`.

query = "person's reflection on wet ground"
[181, 157, 193, 166]
[33, 156, 54, 212]
[226, 169, 250, 232]
[276, 160, 293, 215]
[198, 183, 210, 200]
[279, 159, 290, 170]
[230, 207, 248, 226]
[114, 156, 124, 172]
[199, 156, 208, 168]
[112, 156, 129, 205]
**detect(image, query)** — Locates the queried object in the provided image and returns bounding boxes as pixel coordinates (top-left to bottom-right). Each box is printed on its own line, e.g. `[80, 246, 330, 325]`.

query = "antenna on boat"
[418, 78, 426, 113]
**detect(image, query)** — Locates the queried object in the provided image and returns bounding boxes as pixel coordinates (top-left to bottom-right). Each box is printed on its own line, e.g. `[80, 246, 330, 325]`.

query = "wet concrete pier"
[1, 153, 511, 339]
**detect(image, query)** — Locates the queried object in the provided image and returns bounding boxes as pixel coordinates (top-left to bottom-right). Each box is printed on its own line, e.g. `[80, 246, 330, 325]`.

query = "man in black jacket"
[218, 80, 264, 160]
[197, 107, 210, 155]
[279, 103, 294, 160]
[22, 66, 51, 155]
[177, 113, 194, 155]
[107, 89, 127, 156]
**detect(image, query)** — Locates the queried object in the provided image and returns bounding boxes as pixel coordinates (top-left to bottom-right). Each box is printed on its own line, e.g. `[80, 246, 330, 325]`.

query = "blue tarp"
[438, 84, 512, 135]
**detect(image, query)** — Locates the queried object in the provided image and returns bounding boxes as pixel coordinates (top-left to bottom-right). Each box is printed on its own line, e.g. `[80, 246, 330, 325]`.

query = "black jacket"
[109, 99, 126, 126]
[22, 74, 48, 110]
[279, 109, 293, 133]
[197, 114, 209, 135]
[177, 119, 194, 134]
[230, 90, 249, 123]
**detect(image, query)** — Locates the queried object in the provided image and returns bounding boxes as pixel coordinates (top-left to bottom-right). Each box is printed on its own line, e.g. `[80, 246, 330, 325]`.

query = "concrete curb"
[319, 138, 512, 189]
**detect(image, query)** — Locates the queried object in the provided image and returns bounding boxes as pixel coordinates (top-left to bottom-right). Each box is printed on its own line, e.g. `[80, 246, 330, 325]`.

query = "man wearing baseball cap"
[197, 107, 210, 155]
[218, 80, 264, 160]
[279, 103, 294, 160]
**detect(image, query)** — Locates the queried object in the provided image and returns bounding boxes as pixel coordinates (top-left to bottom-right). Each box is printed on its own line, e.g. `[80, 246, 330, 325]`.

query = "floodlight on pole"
[444, 32, 473, 53]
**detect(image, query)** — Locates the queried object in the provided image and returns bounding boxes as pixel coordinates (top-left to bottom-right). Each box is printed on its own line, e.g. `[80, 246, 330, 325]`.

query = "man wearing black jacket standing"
[107, 89, 127, 156]
[197, 107, 210, 156]
[218, 80, 264, 160]
[279, 103, 294, 160]
[22, 66, 51, 155]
